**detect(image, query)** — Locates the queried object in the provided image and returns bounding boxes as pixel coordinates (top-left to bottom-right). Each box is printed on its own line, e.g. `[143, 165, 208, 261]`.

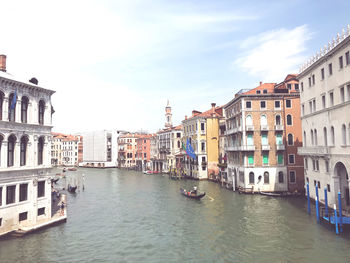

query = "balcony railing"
[246, 125, 254, 131]
[225, 145, 255, 151]
[260, 125, 269, 131]
[297, 146, 330, 156]
[261, 145, 270, 151]
[274, 125, 284, 131]
[276, 144, 285, 150]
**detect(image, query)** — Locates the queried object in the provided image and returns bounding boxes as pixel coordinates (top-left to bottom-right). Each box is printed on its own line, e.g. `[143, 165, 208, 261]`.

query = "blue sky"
[1, 0, 349, 133]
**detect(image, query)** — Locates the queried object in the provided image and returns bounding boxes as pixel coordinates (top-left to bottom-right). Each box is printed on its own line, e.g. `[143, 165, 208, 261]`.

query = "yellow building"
[181, 103, 223, 180]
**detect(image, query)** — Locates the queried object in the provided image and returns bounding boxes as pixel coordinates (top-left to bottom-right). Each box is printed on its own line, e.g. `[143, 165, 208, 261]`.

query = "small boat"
[180, 187, 206, 199]
[68, 167, 77, 171]
[143, 170, 153, 174]
[51, 178, 60, 184]
[259, 191, 284, 197]
[67, 184, 77, 193]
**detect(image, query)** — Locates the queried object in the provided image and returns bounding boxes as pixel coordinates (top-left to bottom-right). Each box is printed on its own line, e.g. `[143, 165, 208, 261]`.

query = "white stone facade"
[0, 67, 55, 236]
[298, 26, 350, 211]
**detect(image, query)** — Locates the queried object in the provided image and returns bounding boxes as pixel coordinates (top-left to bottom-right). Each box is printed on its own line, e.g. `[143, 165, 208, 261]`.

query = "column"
[3, 98, 8, 121]
[332, 175, 340, 205]
[14, 140, 21, 167]
[16, 98, 21, 123]
[1, 140, 7, 167]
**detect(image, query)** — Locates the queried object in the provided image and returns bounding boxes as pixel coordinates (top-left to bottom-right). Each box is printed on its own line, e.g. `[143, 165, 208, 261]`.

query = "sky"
[0, 0, 349, 134]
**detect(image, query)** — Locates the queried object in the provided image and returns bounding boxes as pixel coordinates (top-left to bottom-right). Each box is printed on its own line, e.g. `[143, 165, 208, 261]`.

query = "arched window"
[177, 140, 180, 148]
[287, 133, 294, 146]
[311, 130, 314, 145]
[249, 172, 254, 184]
[264, 171, 269, 184]
[314, 129, 318, 146]
[323, 127, 328, 146]
[246, 115, 252, 126]
[8, 135, 16, 167]
[286, 114, 292, 125]
[260, 115, 267, 125]
[342, 124, 346, 145]
[0, 91, 4, 120]
[38, 136, 44, 165]
[21, 96, 29, 123]
[331, 126, 335, 146]
[275, 115, 281, 125]
[38, 100, 45, 125]
[303, 131, 307, 147]
[8, 93, 16, 122]
[20, 136, 28, 166]
[278, 171, 284, 183]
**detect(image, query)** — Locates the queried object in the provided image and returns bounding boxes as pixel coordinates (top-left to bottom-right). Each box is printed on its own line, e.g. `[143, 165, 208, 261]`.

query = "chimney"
[259, 81, 262, 86]
[0, 54, 7, 72]
[211, 103, 216, 112]
[185, 115, 187, 120]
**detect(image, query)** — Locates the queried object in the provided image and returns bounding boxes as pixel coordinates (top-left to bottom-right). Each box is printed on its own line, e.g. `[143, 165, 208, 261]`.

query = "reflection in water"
[1, 168, 350, 263]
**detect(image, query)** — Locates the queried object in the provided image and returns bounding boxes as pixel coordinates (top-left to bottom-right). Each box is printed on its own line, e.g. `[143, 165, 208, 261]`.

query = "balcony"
[274, 125, 284, 131]
[261, 144, 270, 151]
[225, 128, 235, 135]
[276, 144, 285, 150]
[241, 145, 255, 151]
[246, 125, 254, 131]
[225, 146, 240, 151]
[297, 146, 330, 156]
[260, 125, 269, 131]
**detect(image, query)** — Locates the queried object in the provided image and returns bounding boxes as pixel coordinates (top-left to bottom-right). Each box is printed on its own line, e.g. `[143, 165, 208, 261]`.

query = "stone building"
[117, 133, 139, 168]
[0, 54, 63, 236]
[297, 26, 350, 210]
[224, 77, 303, 193]
[136, 134, 153, 171]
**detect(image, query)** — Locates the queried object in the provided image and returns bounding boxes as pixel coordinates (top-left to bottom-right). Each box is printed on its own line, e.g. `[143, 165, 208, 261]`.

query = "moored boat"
[68, 185, 77, 193]
[180, 187, 206, 199]
[68, 167, 77, 171]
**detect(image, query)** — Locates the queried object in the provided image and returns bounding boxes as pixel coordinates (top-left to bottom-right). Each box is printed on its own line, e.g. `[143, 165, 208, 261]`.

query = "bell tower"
[165, 99, 172, 128]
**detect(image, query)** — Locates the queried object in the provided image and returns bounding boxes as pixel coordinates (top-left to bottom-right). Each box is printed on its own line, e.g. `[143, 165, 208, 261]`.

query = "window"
[0, 187, 2, 206]
[144, 153, 146, 158]
[323, 127, 328, 146]
[287, 134, 293, 146]
[314, 129, 318, 146]
[261, 133, 268, 145]
[286, 115, 292, 125]
[312, 74, 315, 85]
[260, 115, 267, 126]
[248, 154, 254, 165]
[275, 115, 281, 125]
[327, 184, 331, 192]
[260, 101, 266, 109]
[201, 142, 205, 152]
[6, 185, 16, 204]
[201, 123, 205, 131]
[246, 115, 252, 126]
[331, 126, 335, 145]
[329, 92, 334, 106]
[38, 137, 44, 165]
[247, 134, 253, 146]
[38, 100, 45, 125]
[8, 93, 16, 122]
[309, 101, 312, 113]
[339, 56, 344, 69]
[21, 96, 28, 123]
[19, 183, 28, 202]
[276, 133, 282, 145]
[316, 160, 319, 171]
[340, 87, 345, 103]
[301, 82, 304, 91]
[263, 154, 268, 165]
[289, 171, 296, 183]
[38, 181, 45, 198]
[321, 68, 325, 80]
[245, 101, 252, 109]
[342, 124, 346, 145]
[278, 171, 284, 183]
[177, 141, 180, 148]
[0, 91, 3, 120]
[312, 99, 316, 112]
[0, 218, 2, 227]
[302, 104, 305, 116]
[249, 172, 254, 184]
[325, 160, 329, 173]
[304, 158, 308, 170]
[263, 89, 267, 94]
[264, 172, 269, 184]
[346, 51, 350, 66]
[328, 63, 333, 75]
[308, 77, 311, 87]
[19, 212, 27, 222]
[317, 181, 321, 189]
[274, 101, 280, 109]
[20, 136, 28, 166]
[177, 133, 181, 138]
[286, 99, 291, 108]
[278, 154, 284, 165]
[348, 85, 350, 101]
[38, 207, 45, 216]
[287, 84, 292, 90]
[303, 131, 307, 147]
[256, 90, 261, 94]
[8, 135, 16, 167]
[314, 180, 317, 187]
[322, 95, 326, 109]
[288, 154, 295, 164]
[295, 84, 299, 90]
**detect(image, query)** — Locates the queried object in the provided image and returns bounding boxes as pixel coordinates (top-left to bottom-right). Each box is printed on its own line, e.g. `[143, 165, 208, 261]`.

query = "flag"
[186, 138, 196, 159]
[10, 90, 17, 110]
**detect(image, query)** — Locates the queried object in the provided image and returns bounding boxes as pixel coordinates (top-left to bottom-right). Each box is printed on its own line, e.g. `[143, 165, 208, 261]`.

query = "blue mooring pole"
[316, 186, 320, 223]
[334, 204, 339, 235]
[338, 191, 343, 233]
[307, 183, 311, 214]
[324, 187, 329, 219]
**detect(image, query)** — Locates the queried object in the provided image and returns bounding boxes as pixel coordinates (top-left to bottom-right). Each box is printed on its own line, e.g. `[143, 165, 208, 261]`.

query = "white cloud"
[234, 25, 312, 81]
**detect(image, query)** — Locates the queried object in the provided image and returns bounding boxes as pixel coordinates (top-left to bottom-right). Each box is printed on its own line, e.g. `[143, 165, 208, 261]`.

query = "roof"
[240, 83, 276, 95]
[52, 132, 80, 141]
[185, 106, 223, 121]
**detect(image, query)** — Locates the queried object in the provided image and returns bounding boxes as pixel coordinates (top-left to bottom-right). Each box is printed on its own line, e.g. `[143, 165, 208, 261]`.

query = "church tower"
[165, 99, 172, 128]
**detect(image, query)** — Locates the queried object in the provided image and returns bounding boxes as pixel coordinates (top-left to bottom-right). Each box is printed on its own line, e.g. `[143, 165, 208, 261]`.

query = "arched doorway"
[334, 162, 350, 210]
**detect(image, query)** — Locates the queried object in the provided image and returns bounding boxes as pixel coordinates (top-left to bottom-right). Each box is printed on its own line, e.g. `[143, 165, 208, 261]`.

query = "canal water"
[1, 168, 350, 263]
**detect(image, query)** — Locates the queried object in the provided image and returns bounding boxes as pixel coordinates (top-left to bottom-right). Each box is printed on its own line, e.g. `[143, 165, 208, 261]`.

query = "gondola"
[259, 191, 284, 197]
[180, 188, 206, 199]
[67, 184, 77, 193]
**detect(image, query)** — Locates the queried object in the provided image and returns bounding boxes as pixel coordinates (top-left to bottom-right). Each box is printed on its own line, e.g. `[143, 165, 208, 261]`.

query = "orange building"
[136, 134, 153, 171]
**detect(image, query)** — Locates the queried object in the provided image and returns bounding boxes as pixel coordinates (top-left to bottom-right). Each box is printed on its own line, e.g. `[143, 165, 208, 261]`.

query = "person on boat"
[60, 201, 65, 215]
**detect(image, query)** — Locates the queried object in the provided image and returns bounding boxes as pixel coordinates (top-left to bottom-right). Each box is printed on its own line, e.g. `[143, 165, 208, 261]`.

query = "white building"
[297, 26, 350, 211]
[80, 130, 118, 168]
[0, 54, 63, 237]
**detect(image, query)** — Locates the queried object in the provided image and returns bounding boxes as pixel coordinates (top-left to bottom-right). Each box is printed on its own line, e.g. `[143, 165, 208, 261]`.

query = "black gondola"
[180, 188, 206, 199]
[68, 184, 77, 193]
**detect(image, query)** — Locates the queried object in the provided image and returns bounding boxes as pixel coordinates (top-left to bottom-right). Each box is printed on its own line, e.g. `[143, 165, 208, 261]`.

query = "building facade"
[297, 26, 350, 210]
[0, 54, 60, 236]
[118, 133, 139, 168]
